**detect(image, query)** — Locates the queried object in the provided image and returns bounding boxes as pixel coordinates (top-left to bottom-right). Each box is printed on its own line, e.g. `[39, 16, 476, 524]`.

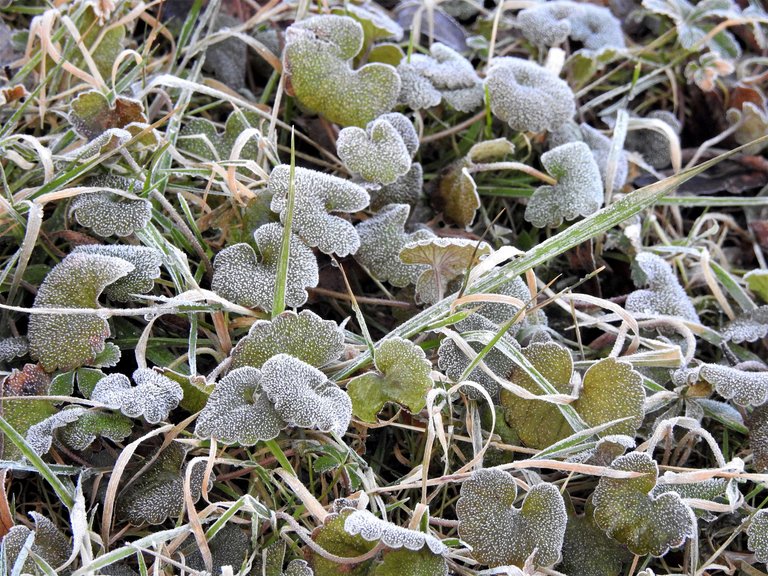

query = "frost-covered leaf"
[354, 204, 435, 287]
[269, 165, 370, 256]
[400, 237, 491, 304]
[574, 358, 645, 436]
[26, 406, 86, 456]
[625, 110, 681, 169]
[626, 252, 699, 322]
[727, 102, 768, 155]
[685, 51, 734, 92]
[347, 337, 433, 422]
[261, 354, 352, 436]
[211, 223, 319, 310]
[117, 443, 209, 525]
[372, 548, 447, 576]
[262, 541, 315, 576]
[69, 176, 151, 237]
[722, 306, 768, 343]
[344, 509, 447, 554]
[202, 14, 248, 92]
[371, 162, 424, 210]
[398, 43, 483, 112]
[592, 452, 696, 556]
[748, 404, 768, 471]
[457, 468, 566, 568]
[2, 512, 71, 575]
[178, 110, 263, 162]
[187, 524, 250, 574]
[580, 124, 629, 191]
[195, 366, 285, 445]
[75, 5, 125, 80]
[568, 434, 636, 466]
[332, 2, 403, 43]
[91, 368, 183, 424]
[0, 336, 27, 363]
[25, 406, 132, 455]
[748, 509, 768, 564]
[525, 142, 603, 228]
[436, 161, 479, 228]
[231, 310, 345, 370]
[1, 364, 57, 460]
[651, 477, 729, 519]
[517, 1, 625, 53]
[310, 508, 377, 574]
[500, 341, 572, 449]
[73, 244, 162, 301]
[284, 15, 401, 127]
[28, 252, 134, 372]
[485, 57, 575, 133]
[746, 270, 768, 304]
[699, 363, 768, 407]
[68, 90, 146, 140]
[337, 119, 412, 185]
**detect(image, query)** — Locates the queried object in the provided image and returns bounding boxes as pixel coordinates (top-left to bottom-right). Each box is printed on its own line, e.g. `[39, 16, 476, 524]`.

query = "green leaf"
[310, 508, 377, 575]
[1, 364, 57, 460]
[347, 337, 433, 422]
[457, 468, 566, 568]
[745, 270, 768, 303]
[592, 452, 696, 556]
[331, 3, 403, 44]
[76, 6, 126, 80]
[337, 116, 413, 185]
[76, 368, 105, 398]
[371, 548, 447, 576]
[231, 310, 345, 370]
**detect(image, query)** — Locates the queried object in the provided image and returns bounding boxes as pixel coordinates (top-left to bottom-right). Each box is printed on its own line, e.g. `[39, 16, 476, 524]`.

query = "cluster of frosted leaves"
[2, 512, 71, 575]
[748, 510, 768, 564]
[337, 116, 413, 185]
[177, 110, 262, 162]
[525, 142, 603, 227]
[457, 468, 566, 568]
[625, 252, 699, 322]
[370, 162, 424, 210]
[355, 204, 435, 287]
[697, 363, 768, 407]
[269, 165, 370, 256]
[68, 90, 147, 141]
[485, 57, 575, 133]
[347, 337, 433, 422]
[625, 110, 682, 169]
[117, 443, 208, 525]
[723, 306, 768, 342]
[517, 1, 625, 53]
[230, 310, 345, 370]
[0, 336, 27, 362]
[28, 252, 134, 372]
[592, 452, 696, 556]
[401, 237, 491, 304]
[69, 176, 151, 238]
[284, 15, 401, 127]
[187, 524, 250, 574]
[72, 245, 161, 301]
[398, 43, 483, 112]
[345, 510, 447, 554]
[437, 315, 518, 399]
[91, 368, 183, 424]
[26, 406, 131, 455]
[551, 122, 629, 190]
[212, 223, 319, 311]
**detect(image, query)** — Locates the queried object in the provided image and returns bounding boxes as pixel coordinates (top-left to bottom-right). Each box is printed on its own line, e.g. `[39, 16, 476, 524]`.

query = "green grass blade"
[273, 129, 296, 318]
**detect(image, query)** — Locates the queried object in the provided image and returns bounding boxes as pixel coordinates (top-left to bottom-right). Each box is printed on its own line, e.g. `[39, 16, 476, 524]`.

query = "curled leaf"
[699, 363, 768, 407]
[626, 252, 699, 322]
[722, 306, 768, 343]
[73, 244, 162, 302]
[91, 368, 183, 424]
[68, 90, 146, 141]
[69, 176, 151, 238]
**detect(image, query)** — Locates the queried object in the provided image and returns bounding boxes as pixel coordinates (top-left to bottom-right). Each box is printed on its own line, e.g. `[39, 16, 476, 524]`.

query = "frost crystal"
[26, 406, 132, 454]
[699, 363, 768, 407]
[625, 252, 699, 322]
[26, 406, 86, 456]
[269, 165, 370, 256]
[336, 118, 412, 184]
[485, 57, 575, 133]
[0, 336, 28, 363]
[748, 509, 768, 564]
[517, 1, 625, 53]
[73, 244, 162, 302]
[722, 306, 768, 343]
[2, 512, 71, 573]
[261, 354, 352, 436]
[343, 509, 447, 554]
[580, 124, 629, 191]
[211, 223, 319, 311]
[91, 368, 183, 424]
[525, 142, 603, 227]
[354, 203, 435, 287]
[70, 177, 151, 238]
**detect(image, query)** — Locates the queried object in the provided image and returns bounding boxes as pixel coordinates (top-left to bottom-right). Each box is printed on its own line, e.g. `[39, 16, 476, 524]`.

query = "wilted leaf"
[68, 90, 146, 141]
[354, 204, 434, 287]
[28, 252, 134, 372]
[347, 337, 433, 422]
[211, 223, 319, 311]
[73, 245, 162, 301]
[2, 512, 71, 575]
[91, 368, 183, 424]
[457, 468, 566, 568]
[626, 252, 699, 322]
[436, 161, 479, 228]
[337, 116, 413, 185]
[284, 15, 401, 127]
[230, 310, 345, 370]
[592, 452, 696, 556]
[269, 165, 370, 256]
[69, 176, 151, 238]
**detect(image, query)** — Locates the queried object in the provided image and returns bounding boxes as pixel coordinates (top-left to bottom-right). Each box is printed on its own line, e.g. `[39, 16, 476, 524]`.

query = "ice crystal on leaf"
[371, 162, 424, 210]
[28, 252, 134, 372]
[748, 509, 768, 564]
[344, 509, 447, 554]
[261, 354, 352, 437]
[73, 245, 162, 301]
[26, 406, 132, 455]
[2, 512, 71, 575]
[230, 310, 345, 370]
[722, 306, 768, 343]
[485, 57, 575, 133]
[269, 165, 370, 256]
[69, 176, 151, 238]
[580, 124, 629, 190]
[592, 452, 696, 556]
[211, 223, 319, 311]
[91, 368, 183, 424]
[625, 252, 699, 322]
[336, 117, 412, 184]
[194, 366, 285, 445]
[457, 468, 566, 568]
[347, 337, 433, 422]
[354, 204, 435, 287]
[177, 110, 263, 162]
[284, 15, 401, 127]
[525, 142, 604, 228]
[699, 363, 768, 407]
[187, 524, 250, 575]
[0, 336, 27, 363]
